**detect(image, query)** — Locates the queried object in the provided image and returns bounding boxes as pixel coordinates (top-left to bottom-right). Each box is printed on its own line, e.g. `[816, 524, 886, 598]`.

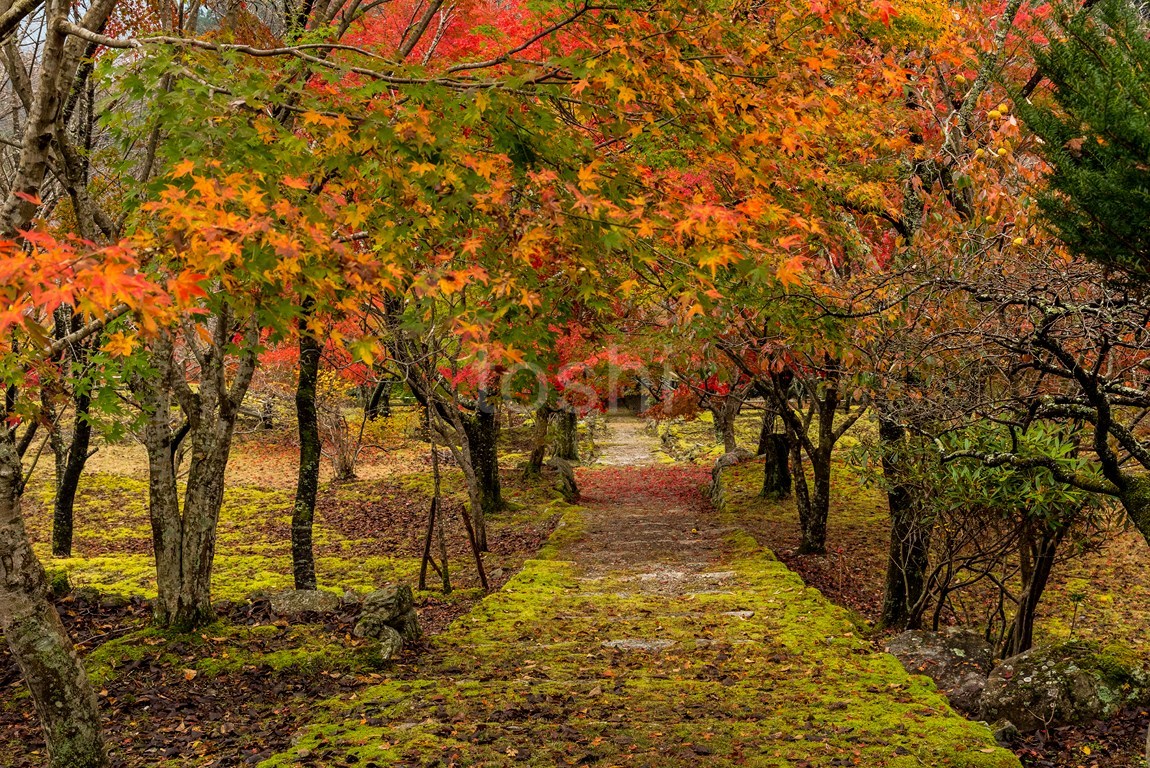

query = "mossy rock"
[980, 640, 1150, 731]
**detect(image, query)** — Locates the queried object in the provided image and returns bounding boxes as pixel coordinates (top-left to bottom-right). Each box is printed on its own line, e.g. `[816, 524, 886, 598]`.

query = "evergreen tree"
[1018, 0, 1150, 281]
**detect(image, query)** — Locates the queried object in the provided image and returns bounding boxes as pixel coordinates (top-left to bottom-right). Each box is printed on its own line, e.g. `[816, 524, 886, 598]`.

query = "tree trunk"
[878, 418, 933, 630]
[292, 313, 320, 591]
[365, 376, 392, 420]
[757, 409, 773, 455]
[525, 406, 551, 476]
[51, 388, 92, 558]
[462, 395, 501, 551]
[1001, 525, 1065, 658]
[135, 323, 255, 632]
[0, 432, 107, 768]
[800, 447, 831, 555]
[713, 395, 741, 453]
[787, 427, 819, 553]
[555, 407, 578, 461]
[761, 433, 791, 499]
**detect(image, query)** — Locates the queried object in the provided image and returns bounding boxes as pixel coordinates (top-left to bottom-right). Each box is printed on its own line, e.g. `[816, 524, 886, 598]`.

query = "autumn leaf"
[776, 255, 805, 289]
[102, 332, 137, 357]
[172, 160, 196, 179]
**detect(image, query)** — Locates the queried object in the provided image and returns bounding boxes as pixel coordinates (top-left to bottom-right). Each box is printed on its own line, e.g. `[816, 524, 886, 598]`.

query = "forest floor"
[0, 407, 565, 767]
[261, 416, 1015, 767]
[657, 411, 1150, 768]
[6, 410, 1124, 766]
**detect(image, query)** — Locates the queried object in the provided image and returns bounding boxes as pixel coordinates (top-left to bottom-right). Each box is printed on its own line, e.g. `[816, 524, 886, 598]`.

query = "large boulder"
[886, 629, 994, 713]
[268, 589, 340, 619]
[979, 641, 1150, 731]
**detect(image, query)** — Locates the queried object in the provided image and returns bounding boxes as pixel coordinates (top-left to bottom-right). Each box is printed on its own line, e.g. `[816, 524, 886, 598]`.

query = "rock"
[341, 589, 363, 606]
[355, 584, 416, 640]
[990, 719, 1018, 746]
[886, 628, 994, 713]
[979, 641, 1150, 731]
[99, 592, 131, 610]
[601, 638, 676, 652]
[72, 586, 102, 605]
[268, 589, 340, 618]
[394, 608, 422, 644]
[361, 584, 414, 624]
[370, 625, 405, 660]
[544, 456, 579, 502]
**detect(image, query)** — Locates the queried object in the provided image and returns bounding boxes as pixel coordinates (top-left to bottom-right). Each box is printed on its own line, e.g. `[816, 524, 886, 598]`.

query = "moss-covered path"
[263, 422, 1018, 767]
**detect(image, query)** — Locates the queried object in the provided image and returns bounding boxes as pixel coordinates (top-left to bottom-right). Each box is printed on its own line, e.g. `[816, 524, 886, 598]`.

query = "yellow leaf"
[102, 332, 136, 357]
[172, 159, 195, 178]
[776, 255, 805, 289]
[577, 163, 600, 191]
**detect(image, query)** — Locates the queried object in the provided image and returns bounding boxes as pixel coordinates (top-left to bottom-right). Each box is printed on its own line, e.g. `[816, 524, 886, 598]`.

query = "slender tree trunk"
[800, 447, 831, 555]
[757, 409, 773, 455]
[292, 312, 320, 591]
[555, 406, 578, 461]
[1001, 526, 1064, 658]
[787, 426, 816, 548]
[0, 432, 106, 768]
[365, 376, 392, 420]
[52, 389, 91, 558]
[878, 418, 933, 630]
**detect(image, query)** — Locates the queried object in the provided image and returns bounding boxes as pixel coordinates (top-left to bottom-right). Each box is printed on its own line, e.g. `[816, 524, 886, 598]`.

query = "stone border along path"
[261, 418, 1018, 767]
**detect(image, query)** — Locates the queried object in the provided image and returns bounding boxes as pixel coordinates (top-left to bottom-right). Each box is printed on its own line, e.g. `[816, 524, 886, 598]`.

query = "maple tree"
[7, 0, 1150, 761]
[0, 232, 171, 768]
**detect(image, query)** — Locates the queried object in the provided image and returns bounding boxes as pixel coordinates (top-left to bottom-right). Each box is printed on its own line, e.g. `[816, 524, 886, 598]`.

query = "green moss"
[261, 502, 1018, 768]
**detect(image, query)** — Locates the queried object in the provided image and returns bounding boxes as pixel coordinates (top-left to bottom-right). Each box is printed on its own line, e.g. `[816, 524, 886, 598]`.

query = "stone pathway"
[263, 419, 1018, 767]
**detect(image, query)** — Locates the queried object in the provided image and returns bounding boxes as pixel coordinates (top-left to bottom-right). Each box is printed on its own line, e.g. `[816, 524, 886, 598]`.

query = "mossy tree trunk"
[801, 444, 833, 556]
[525, 406, 552, 476]
[462, 395, 502, 550]
[555, 406, 578, 461]
[133, 316, 257, 631]
[292, 307, 320, 591]
[0, 429, 107, 768]
[758, 411, 791, 499]
[878, 417, 933, 630]
[710, 390, 744, 454]
[787, 427, 817, 549]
